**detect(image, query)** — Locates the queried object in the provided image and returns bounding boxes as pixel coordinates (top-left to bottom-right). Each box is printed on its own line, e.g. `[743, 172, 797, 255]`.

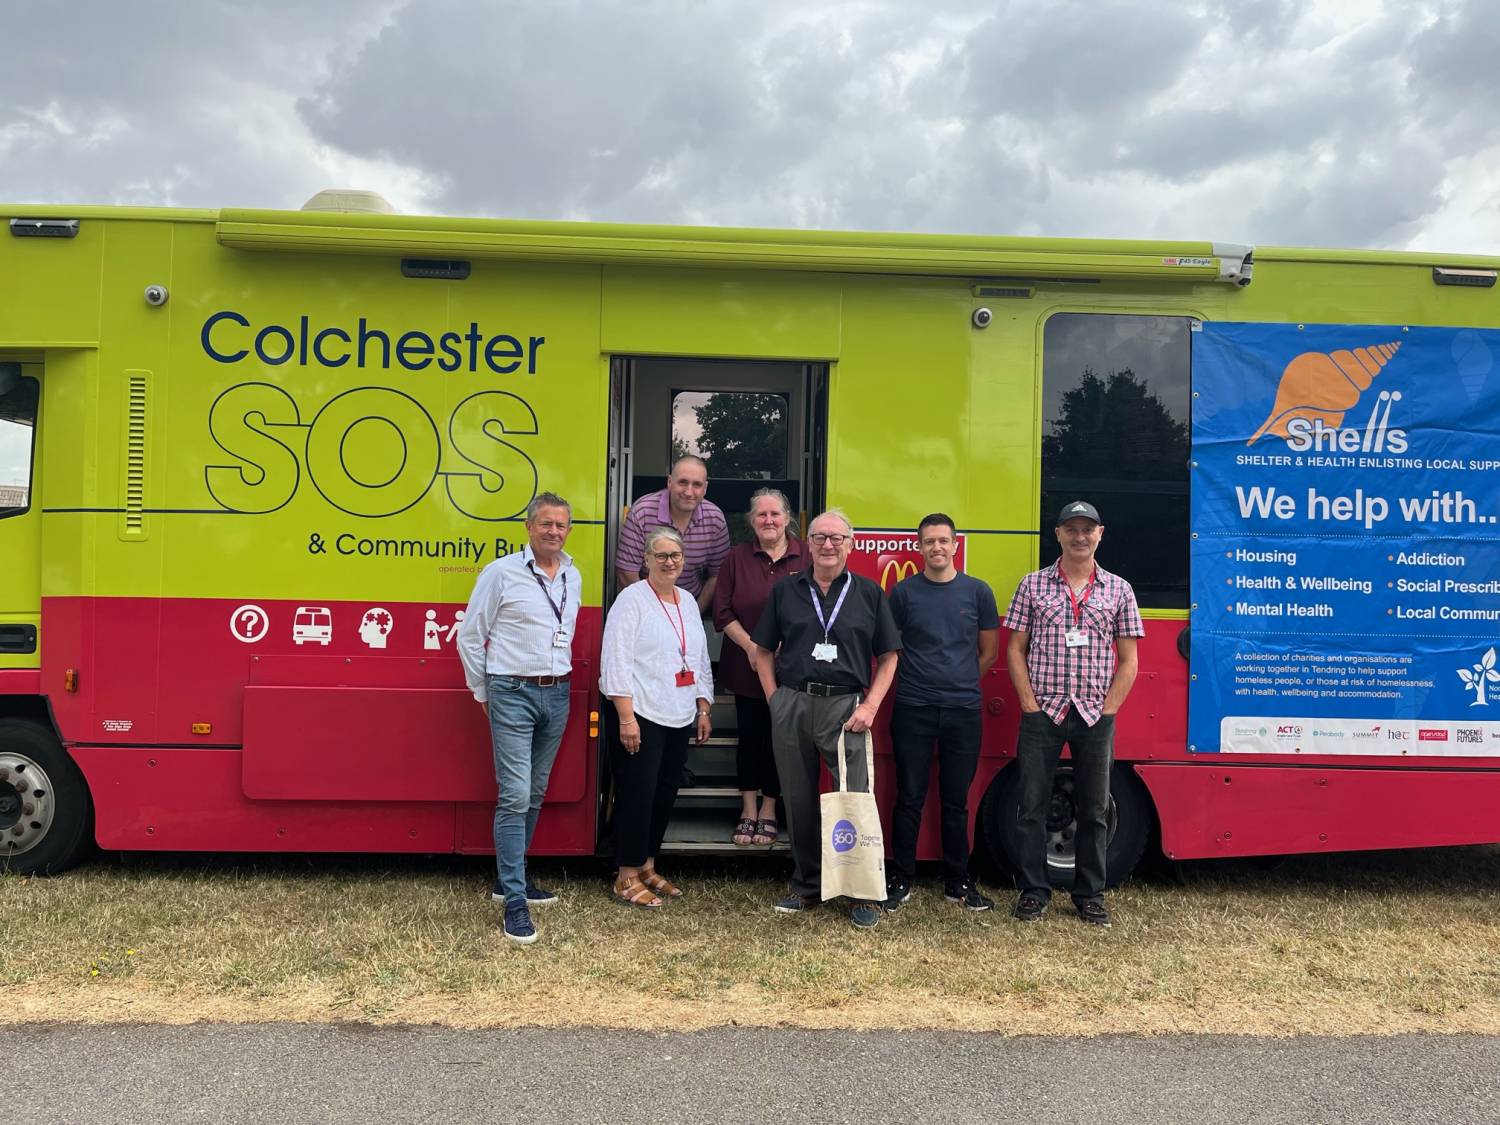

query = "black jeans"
[733, 694, 781, 798]
[1015, 708, 1114, 905]
[889, 703, 982, 887]
[611, 716, 691, 868]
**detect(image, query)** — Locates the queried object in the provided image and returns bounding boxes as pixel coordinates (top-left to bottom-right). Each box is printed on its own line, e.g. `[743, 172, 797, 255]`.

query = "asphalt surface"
[8, 1024, 1497, 1124]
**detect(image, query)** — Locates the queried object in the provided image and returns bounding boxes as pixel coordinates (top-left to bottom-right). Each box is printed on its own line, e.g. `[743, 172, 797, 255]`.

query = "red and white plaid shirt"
[1003, 561, 1145, 726]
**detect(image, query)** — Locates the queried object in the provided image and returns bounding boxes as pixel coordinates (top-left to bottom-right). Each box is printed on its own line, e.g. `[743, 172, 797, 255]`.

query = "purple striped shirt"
[1003, 561, 1145, 726]
[615, 488, 730, 598]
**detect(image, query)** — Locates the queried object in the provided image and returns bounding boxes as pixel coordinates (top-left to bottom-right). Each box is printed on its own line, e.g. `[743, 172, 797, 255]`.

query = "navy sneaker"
[849, 902, 881, 929]
[944, 880, 995, 912]
[502, 898, 538, 945]
[1012, 891, 1047, 923]
[1076, 900, 1112, 928]
[525, 878, 559, 905]
[773, 893, 819, 914]
[884, 876, 912, 911]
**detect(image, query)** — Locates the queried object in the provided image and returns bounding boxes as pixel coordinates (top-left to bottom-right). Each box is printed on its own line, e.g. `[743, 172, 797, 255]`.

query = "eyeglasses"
[809, 533, 848, 546]
[651, 551, 684, 563]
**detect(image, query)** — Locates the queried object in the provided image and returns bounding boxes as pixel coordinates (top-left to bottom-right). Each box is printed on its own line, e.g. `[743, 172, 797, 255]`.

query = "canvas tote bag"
[819, 717, 887, 901]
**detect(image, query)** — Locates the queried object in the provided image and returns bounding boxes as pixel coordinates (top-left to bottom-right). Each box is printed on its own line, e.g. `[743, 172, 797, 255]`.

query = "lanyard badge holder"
[530, 563, 571, 648]
[1060, 563, 1097, 649]
[810, 577, 851, 662]
[655, 589, 696, 687]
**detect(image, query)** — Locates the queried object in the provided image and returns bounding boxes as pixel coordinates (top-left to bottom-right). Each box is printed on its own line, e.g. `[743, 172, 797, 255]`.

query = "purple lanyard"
[528, 562, 567, 625]
[808, 575, 851, 643]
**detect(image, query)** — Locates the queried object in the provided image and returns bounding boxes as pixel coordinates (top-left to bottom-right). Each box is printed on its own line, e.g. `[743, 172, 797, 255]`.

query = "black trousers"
[733, 694, 782, 798]
[611, 716, 691, 868]
[1015, 708, 1114, 905]
[889, 703, 983, 886]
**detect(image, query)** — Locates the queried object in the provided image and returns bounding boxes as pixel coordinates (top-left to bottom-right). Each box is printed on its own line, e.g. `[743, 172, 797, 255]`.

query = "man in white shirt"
[457, 491, 582, 945]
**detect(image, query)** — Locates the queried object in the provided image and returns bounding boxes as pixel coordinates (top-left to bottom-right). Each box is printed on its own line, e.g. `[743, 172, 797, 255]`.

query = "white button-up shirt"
[600, 580, 714, 727]
[458, 544, 582, 701]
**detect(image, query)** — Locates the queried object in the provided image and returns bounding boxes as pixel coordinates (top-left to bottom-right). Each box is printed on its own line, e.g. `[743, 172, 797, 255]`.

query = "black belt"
[799, 681, 861, 697]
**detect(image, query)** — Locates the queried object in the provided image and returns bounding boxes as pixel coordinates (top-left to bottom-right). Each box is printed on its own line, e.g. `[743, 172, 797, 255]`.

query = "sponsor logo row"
[1219, 717, 1500, 753]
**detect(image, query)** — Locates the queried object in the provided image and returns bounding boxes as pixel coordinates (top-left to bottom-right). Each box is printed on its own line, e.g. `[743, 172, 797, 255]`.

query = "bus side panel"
[1138, 762, 1500, 859]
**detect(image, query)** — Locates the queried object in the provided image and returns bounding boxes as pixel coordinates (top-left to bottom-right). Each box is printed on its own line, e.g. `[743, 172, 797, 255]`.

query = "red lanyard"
[654, 588, 689, 668]
[1057, 562, 1098, 627]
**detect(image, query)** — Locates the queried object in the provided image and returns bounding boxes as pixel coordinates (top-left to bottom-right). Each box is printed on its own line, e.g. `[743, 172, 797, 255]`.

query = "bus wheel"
[0, 719, 93, 875]
[980, 762, 1152, 890]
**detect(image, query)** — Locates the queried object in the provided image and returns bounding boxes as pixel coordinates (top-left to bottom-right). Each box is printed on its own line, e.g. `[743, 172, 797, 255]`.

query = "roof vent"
[300, 189, 397, 215]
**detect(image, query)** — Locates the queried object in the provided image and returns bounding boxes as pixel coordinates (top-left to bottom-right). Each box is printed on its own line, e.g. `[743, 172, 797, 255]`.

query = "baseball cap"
[1056, 500, 1101, 525]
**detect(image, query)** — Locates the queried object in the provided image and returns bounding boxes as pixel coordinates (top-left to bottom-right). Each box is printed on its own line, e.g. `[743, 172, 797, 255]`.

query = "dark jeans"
[611, 716, 691, 868]
[1015, 708, 1115, 905]
[889, 703, 982, 887]
[768, 687, 869, 900]
[734, 694, 781, 798]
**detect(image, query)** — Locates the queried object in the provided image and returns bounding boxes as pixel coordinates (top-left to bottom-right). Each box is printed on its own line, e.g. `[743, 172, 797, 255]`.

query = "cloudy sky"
[3, 0, 1499, 256]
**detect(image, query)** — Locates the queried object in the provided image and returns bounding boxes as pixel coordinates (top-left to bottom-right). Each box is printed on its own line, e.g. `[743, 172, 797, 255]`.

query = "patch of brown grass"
[5, 846, 1500, 1035]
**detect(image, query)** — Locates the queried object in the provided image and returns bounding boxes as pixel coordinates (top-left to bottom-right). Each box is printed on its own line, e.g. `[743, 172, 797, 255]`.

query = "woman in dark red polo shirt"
[713, 488, 804, 845]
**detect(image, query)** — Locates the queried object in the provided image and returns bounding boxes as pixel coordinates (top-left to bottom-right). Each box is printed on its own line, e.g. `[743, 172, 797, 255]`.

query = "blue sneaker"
[849, 902, 881, 929]
[525, 878, 559, 905]
[503, 898, 538, 945]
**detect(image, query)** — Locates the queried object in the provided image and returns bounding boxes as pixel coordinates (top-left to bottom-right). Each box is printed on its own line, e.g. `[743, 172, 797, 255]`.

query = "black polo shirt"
[752, 569, 901, 691]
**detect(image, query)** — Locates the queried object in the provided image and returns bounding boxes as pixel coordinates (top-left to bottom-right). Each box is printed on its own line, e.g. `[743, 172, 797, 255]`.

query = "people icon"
[424, 609, 442, 650]
[444, 609, 465, 643]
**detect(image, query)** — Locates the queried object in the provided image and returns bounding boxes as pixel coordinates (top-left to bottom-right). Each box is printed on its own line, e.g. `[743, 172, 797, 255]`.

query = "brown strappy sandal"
[732, 818, 757, 846]
[612, 874, 663, 909]
[639, 869, 683, 898]
[753, 818, 779, 845]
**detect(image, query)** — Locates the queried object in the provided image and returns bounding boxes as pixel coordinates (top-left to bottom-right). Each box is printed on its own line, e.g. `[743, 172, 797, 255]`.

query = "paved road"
[8, 1024, 1495, 1124]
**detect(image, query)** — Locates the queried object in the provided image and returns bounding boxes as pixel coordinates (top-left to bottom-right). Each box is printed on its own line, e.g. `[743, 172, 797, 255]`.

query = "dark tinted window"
[1040, 314, 1190, 608]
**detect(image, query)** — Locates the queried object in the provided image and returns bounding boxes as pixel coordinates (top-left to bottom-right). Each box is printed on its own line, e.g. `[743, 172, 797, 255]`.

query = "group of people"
[458, 457, 1143, 944]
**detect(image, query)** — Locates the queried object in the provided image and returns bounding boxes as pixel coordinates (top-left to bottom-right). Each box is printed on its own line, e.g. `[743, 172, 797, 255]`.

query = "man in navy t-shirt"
[885, 513, 1001, 911]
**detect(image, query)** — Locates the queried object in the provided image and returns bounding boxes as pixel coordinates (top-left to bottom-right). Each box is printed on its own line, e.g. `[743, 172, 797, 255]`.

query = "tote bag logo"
[830, 819, 858, 853]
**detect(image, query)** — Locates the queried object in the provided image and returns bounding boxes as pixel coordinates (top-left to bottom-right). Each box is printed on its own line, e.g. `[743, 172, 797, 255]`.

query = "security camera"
[971, 306, 992, 329]
[143, 284, 169, 307]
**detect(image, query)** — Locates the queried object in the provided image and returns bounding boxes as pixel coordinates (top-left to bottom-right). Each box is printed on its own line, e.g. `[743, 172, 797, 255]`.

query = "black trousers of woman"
[733, 693, 782, 798]
[612, 715, 691, 868]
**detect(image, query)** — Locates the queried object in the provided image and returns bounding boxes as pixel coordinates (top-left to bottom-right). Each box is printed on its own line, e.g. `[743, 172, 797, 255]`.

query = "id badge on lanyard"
[1061, 564, 1097, 649]
[810, 578, 850, 662]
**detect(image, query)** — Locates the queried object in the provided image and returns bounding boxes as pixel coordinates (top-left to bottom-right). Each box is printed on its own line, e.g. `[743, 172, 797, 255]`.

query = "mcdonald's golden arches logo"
[879, 558, 919, 590]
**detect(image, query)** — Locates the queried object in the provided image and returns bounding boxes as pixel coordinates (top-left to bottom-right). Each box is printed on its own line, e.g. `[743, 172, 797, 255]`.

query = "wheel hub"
[0, 753, 55, 858]
[1042, 768, 1117, 873]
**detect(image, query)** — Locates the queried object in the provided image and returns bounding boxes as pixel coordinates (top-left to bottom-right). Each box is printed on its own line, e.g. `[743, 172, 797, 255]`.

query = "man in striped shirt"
[615, 456, 731, 613]
[1003, 500, 1144, 928]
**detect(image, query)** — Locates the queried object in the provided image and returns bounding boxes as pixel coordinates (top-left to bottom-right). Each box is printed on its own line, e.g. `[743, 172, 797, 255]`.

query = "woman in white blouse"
[601, 526, 714, 907]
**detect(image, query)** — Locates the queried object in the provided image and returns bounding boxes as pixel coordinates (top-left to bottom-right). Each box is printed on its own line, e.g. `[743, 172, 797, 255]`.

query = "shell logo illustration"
[1248, 342, 1401, 445]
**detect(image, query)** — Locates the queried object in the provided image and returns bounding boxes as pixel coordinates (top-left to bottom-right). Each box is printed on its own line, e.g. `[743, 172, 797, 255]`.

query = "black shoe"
[849, 902, 881, 929]
[1012, 892, 1047, 923]
[1076, 900, 1111, 927]
[944, 880, 994, 912]
[884, 877, 912, 911]
[773, 893, 819, 914]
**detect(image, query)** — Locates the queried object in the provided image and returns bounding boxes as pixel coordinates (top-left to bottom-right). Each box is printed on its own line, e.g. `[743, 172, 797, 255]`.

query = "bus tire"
[0, 718, 93, 875]
[980, 761, 1152, 890]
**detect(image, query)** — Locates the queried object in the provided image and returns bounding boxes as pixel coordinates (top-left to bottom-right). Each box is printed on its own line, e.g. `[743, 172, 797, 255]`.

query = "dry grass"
[4, 846, 1500, 1035]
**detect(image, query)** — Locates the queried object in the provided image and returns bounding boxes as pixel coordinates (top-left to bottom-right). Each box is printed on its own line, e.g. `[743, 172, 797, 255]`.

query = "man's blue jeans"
[487, 675, 571, 902]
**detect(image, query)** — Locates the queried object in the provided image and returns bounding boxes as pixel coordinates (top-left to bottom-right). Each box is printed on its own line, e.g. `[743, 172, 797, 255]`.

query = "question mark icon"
[230, 604, 269, 644]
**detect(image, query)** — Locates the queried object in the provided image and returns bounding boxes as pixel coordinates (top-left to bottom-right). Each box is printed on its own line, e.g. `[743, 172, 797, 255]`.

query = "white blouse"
[600, 581, 715, 728]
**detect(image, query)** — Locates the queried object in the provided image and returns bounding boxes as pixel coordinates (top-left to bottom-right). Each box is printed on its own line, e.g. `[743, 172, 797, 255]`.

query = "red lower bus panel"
[1138, 762, 1500, 860]
[73, 746, 596, 856]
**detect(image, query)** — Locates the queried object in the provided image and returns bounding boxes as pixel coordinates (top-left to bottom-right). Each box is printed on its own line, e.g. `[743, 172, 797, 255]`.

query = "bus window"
[671, 390, 789, 481]
[1040, 313, 1190, 609]
[0, 369, 38, 519]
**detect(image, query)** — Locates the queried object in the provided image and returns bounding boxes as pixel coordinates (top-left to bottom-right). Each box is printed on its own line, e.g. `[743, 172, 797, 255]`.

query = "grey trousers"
[768, 686, 871, 899]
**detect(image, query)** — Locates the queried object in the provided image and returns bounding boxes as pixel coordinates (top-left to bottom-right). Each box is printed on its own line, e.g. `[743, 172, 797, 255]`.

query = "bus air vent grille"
[121, 371, 149, 540]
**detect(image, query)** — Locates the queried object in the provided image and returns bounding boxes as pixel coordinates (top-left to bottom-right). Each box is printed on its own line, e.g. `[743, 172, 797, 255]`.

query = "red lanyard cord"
[654, 588, 689, 667]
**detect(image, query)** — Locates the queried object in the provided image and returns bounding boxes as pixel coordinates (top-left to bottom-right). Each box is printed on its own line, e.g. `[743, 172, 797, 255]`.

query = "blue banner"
[1190, 322, 1500, 756]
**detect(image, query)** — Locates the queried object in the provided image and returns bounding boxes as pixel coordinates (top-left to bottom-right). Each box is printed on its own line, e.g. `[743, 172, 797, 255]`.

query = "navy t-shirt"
[888, 572, 1001, 708]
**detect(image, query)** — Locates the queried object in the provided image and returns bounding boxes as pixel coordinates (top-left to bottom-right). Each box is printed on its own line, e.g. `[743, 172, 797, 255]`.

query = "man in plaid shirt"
[1003, 500, 1143, 928]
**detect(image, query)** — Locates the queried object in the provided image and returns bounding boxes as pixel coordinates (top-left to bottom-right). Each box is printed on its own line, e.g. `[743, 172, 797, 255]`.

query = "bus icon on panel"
[292, 606, 334, 646]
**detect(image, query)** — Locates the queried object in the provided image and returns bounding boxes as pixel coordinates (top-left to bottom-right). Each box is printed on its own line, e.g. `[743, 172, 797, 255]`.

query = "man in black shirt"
[753, 509, 901, 929]
[886, 513, 1001, 912]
